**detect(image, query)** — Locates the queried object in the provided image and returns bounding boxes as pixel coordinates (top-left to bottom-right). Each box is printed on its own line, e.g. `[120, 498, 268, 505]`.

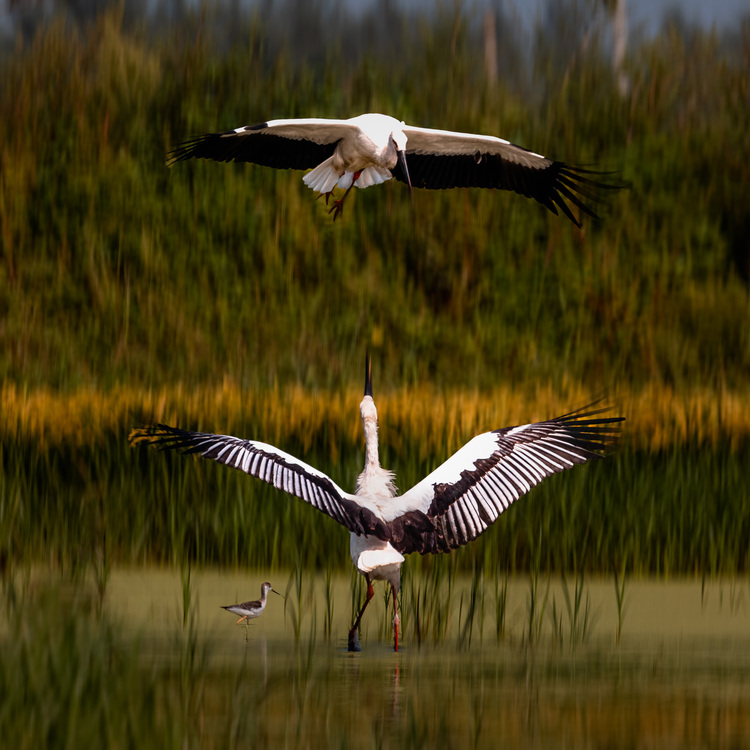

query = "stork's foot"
[328, 198, 346, 221]
[348, 629, 361, 652]
[316, 190, 346, 221]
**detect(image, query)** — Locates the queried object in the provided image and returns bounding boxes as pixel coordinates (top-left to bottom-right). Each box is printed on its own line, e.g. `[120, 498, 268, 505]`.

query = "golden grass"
[4, 379, 749, 453]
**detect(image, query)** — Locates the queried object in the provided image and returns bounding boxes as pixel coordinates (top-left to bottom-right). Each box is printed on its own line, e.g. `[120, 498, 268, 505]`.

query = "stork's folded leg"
[348, 575, 374, 652]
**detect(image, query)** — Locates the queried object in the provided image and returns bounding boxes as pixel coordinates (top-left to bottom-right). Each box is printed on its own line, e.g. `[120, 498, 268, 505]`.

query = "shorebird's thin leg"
[235, 615, 248, 625]
[391, 583, 400, 653]
[348, 575, 374, 652]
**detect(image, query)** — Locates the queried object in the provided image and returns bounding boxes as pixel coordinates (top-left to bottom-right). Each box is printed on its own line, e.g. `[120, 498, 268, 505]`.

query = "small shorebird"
[222, 582, 282, 624]
[168, 112, 617, 223]
[131, 356, 622, 651]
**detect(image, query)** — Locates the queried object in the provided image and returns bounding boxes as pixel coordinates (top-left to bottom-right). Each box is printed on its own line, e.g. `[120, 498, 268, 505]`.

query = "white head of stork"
[130, 356, 623, 652]
[168, 112, 615, 223]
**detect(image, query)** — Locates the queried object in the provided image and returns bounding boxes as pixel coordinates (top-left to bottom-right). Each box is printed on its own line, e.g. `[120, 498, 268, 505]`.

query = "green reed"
[403, 554, 457, 646]
[493, 573, 509, 641]
[613, 564, 628, 645]
[0, 574, 275, 749]
[553, 569, 597, 649]
[1, 428, 748, 578]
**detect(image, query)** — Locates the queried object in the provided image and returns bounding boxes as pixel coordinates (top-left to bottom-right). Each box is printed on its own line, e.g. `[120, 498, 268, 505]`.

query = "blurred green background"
[1, 0, 749, 574]
[2, 0, 748, 392]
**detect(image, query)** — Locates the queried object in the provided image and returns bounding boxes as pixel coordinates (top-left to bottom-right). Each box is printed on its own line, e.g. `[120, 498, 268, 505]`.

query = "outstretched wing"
[397, 124, 619, 226]
[389, 403, 623, 554]
[129, 424, 390, 540]
[167, 118, 356, 170]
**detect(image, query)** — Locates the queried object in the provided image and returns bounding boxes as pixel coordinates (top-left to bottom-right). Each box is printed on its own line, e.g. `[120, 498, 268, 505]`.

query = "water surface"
[4, 568, 749, 748]
[113, 569, 750, 747]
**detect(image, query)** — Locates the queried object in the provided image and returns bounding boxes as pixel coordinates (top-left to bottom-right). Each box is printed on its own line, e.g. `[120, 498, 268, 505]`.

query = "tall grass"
[1, 5, 748, 395]
[1, 381, 749, 575]
[1, 4, 749, 576]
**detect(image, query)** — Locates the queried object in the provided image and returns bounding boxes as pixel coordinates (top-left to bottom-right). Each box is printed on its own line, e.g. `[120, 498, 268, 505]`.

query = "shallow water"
[5, 568, 750, 748]
[102, 568, 750, 644]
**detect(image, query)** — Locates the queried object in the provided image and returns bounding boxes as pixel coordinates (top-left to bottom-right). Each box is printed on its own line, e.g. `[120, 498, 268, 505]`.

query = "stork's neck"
[363, 416, 380, 469]
[357, 396, 397, 499]
[360, 394, 381, 470]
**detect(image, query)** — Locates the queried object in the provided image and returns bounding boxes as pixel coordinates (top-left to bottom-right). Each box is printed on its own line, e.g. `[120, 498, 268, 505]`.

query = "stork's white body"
[349, 393, 404, 589]
[131, 358, 622, 652]
[349, 534, 404, 584]
[303, 113, 402, 195]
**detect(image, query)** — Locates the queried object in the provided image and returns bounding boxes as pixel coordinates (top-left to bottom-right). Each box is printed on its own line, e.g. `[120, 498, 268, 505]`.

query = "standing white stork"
[129, 356, 623, 652]
[168, 113, 616, 224]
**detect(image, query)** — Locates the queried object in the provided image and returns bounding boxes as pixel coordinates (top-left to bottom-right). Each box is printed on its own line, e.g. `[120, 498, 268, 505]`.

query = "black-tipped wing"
[167, 118, 356, 169]
[129, 424, 390, 540]
[397, 125, 618, 226]
[389, 403, 623, 554]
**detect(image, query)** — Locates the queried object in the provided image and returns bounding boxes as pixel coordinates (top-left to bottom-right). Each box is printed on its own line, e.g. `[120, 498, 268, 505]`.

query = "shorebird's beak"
[271, 588, 283, 598]
[364, 352, 373, 398]
[397, 149, 413, 199]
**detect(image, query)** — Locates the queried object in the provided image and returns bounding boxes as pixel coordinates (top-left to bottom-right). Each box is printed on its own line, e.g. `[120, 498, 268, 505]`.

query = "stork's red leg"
[329, 170, 362, 221]
[348, 575, 374, 652]
[391, 583, 400, 652]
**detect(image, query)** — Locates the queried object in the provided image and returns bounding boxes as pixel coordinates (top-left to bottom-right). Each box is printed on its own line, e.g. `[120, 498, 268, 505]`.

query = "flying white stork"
[129, 357, 623, 652]
[168, 113, 615, 224]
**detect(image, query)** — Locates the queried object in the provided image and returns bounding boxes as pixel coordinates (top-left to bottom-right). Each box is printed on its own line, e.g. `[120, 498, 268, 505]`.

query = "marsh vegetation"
[2, 0, 749, 746]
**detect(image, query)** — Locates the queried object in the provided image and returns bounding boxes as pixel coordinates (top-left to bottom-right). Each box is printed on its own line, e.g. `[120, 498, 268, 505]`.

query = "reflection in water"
[391, 662, 401, 723]
[287, 634, 750, 748]
[129, 570, 750, 747]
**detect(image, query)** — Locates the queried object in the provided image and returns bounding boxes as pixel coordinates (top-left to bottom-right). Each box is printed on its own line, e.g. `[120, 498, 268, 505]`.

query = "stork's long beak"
[364, 352, 373, 398]
[397, 149, 413, 199]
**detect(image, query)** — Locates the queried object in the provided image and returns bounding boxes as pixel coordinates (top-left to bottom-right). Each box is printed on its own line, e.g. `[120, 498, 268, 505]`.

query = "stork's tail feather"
[303, 161, 393, 194]
[303, 157, 340, 194]
[354, 166, 393, 189]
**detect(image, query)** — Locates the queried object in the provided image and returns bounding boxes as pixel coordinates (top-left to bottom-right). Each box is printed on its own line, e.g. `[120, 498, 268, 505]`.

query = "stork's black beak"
[398, 149, 413, 199]
[364, 352, 373, 398]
